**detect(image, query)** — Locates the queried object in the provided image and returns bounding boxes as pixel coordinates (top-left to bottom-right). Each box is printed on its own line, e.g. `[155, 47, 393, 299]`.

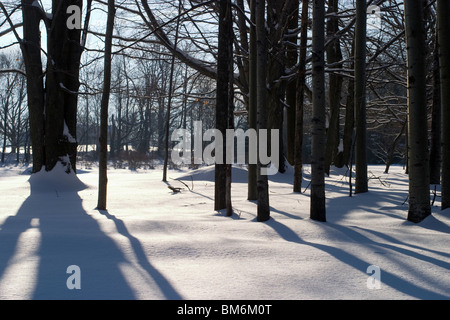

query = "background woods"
[0, 0, 448, 222]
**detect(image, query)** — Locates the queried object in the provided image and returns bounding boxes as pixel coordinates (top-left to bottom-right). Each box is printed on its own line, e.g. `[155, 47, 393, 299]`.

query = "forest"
[1, 0, 449, 222]
[0, 0, 449, 301]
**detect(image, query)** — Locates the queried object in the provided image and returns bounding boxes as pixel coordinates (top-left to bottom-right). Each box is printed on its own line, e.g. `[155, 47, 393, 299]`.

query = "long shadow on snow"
[98, 209, 183, 299]
[0, 174, 136, 299]
[350, 224, 450, 262]
[177, 166, 248, 184]
[265, 217, 450, 299]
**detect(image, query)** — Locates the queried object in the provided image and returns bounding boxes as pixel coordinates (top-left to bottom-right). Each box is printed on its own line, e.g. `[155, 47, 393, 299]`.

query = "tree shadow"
[98, 209, 183, 299]
[0, 171, 178, 299]
[349, 225, 450, 264]
[264, 217, 450, 299]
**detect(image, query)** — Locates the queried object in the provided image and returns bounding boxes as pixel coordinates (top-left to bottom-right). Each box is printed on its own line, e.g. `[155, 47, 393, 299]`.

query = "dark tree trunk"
[285, 0, 299, 166]
[342, 44, 355, 170]
[324, 0, 344, 174]
[215, 0, 233, 212]
[21, 0, 45, 173]
[97, 0, 115, 210]
[429, 28, 441, 185]
[404, 0, 431, 222]
[20, 0, 85, 174]
[163, 0, 181, 182]
[256, 0, 270, 222]
[354, 0, 368, 194]
[310, 0, 326, 222]
[293, 0, 308, 193]
[438, 0, 450, 210]
[45, 1, 83, 173]
[247, 0, 258, 200]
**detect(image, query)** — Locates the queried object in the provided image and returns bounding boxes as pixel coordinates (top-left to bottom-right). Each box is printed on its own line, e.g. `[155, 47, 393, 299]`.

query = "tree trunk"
[429, 27, 441, 185]
[20, 0, 85, 173]
[266, 0, 287, 174]
[310, 0, 326, 222]
[285, 0, 299, 166]
[293, 0, 308, 193]
[226, 0, 234, 217]
[256, 0, 270, 222]
[343, 79, 355, 170]
[1, 97, 8, 163]
[384, 120, 406, 174]
[324, 0, 344, 174]
[354, 0, 368, 194]
[342, 44, 355, 170]
[247, 0, 258, 200]
[44, 0, 83, 173]
[21, 0, 45, 173]
[404, 0, 431, 222]
[109, 114, 116, 159]
[163, 0, 181, 182]
[438, 0, 450, 210]
[226, 46, 234, 217]
[215, 0, 233, 212]
[97, 0, 115, 210]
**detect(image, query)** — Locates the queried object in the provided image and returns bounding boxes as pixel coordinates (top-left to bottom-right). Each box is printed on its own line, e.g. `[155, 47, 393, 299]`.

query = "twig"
[168, 185, 182, 193]
[402, 195, 409, 206]
[302, 180, 312, 193]
[368, 171, 391, 188]
[171, 177, 191, 191]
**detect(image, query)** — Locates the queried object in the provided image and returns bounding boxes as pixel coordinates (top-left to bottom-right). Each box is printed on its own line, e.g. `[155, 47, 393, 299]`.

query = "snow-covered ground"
[0, 163, 449, 300]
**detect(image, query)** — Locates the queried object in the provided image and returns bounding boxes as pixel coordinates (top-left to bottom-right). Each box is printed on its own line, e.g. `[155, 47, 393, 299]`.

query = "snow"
[63, 121, 77, 144]
[0, 163, 449, 300]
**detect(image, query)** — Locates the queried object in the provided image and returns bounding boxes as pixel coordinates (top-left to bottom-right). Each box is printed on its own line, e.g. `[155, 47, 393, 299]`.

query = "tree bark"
[429, 27, 441, 185]
[19, 0, 87, 173]
[97, 0, 115, 210]
[285, 0, 299, 166]
[21, 0, 45, 172]
[45, 0, 83, 173]
[310, 0, 326, 222]
[247, 0, 258, 200]
[438, 0, 450, 210]
[256, 0, 270, 222]
[293, 0, 308, 193]
[354, 0, 368, 194]
[404, 0, 431, 222]
[342, 44, 355, 170]
[324, 0, 344, 174]
[266, 0, 288, 174]
[215, 0, 233, 212]
[163, 0, 181, 182]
